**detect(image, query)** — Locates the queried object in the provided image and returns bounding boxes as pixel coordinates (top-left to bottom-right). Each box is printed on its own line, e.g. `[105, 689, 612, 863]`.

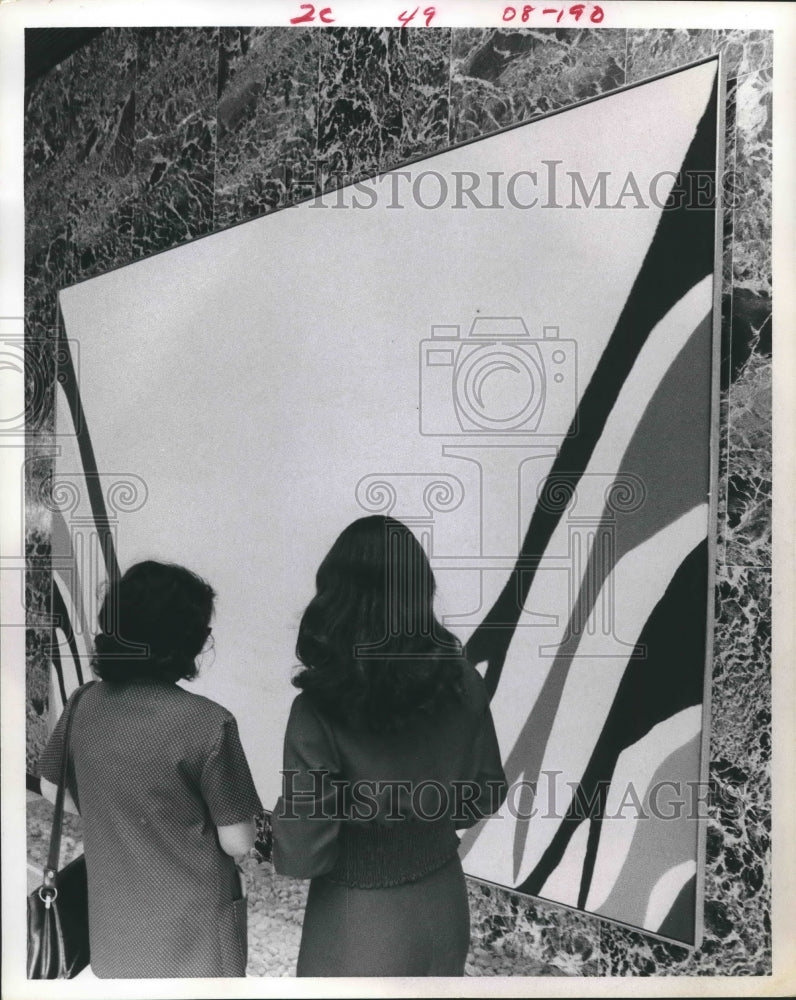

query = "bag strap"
[42, 682, 94, 893]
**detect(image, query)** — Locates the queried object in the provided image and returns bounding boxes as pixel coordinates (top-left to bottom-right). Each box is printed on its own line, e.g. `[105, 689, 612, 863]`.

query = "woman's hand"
[216, 818, 256, 859]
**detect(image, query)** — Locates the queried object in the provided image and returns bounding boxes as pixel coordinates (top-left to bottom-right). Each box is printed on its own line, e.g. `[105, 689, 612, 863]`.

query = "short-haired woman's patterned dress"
[40, 679, 262, 978]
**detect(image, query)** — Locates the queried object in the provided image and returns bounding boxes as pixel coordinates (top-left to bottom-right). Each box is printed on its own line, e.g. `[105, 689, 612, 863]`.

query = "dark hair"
[92, 560, 216, 684]
[293, 515, 465, 731]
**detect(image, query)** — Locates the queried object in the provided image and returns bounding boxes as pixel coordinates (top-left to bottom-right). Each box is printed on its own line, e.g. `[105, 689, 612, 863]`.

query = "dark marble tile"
[24, 58, 81, 280]
[732, 70, 771, 294]
[712, 564, 771, 746]
[728, 288, 772, 374]
[49, 29, 138, 281]
[722, 72, 737, 157]
[25, 524, 52, 630]
[24, 60, 76, 177]
[723, 70, 738, 137]
[136, 27, 218, 134]
[466, 883, 600, 976]
[721, 71, 771, 406]
[24, 329, 57, 437]
[733, 69, 771, 208]
[72, 201, 135, 282]
[25, 240, 68, 432]
[215, 28, 320, 226]
[711, 393, 770, 963]
[26, 628, 52, 773]
[380, 27, 451, 169]
[626, 29, 716, 85]
[706, 563, 771, 966]
[25, 177, 70, 295]
[451, 28, 626, 143]
[732, 237, 771, 296]
[725, 353, 771, 566]
[24, 272, 62, 338]
[316, 27, 452, 191]
[734, 209, 771, 256]
[24, 71, 71, 324]
[713, 29, 773, 79]
[598, 922, 696, 975]
[132, 28, 218, 258]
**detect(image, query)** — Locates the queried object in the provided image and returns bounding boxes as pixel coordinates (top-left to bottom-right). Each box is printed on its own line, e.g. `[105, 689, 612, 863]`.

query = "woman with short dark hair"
[39, 560, 262, 978]
[272, 515, 507, 977]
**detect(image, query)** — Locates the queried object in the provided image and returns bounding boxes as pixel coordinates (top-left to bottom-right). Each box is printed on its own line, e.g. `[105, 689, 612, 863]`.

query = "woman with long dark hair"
[39, 561, 262, 978]
[272, 515, 507, 977]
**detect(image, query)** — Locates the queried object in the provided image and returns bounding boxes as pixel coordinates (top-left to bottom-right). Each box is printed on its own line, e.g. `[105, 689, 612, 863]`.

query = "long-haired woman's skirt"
[296, 855, 470, 977]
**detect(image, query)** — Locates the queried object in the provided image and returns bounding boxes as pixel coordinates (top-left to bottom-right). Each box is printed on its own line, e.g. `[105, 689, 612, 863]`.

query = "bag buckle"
[38, 886, 58, 909]
[39, 868, 58, 908]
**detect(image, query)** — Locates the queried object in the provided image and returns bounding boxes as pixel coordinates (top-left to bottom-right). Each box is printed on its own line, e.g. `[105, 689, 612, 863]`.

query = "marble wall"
[24, 26, 773, 976]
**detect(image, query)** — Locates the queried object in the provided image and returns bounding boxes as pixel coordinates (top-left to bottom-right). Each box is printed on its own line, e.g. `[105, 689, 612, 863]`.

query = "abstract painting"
[51, 56, 722, 944]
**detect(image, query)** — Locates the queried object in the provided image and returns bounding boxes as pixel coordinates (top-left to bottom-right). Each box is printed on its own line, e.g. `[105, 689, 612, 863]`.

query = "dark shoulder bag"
[27, 682, 94, 979]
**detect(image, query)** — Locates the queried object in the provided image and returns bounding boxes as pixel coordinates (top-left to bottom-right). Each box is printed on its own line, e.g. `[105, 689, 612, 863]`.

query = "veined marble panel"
[26, 628, 51, 773]
[316, 27, 451, 191]
[53, 29, 138, 281]
[725, 355, 772, 567]
[713, 29, 773, 79]
[215, 28, 320, 227]
[133, 28, 219, 259]
[451, 28, 626, 143]
[467, 883, 601, 976]
[626, 29, 716, 85]
[732, 69, 772, 294]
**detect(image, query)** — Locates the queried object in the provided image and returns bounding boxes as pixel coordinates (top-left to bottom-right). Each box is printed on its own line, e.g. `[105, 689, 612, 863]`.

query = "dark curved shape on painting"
[594, 734, 702, 935]
[55, 323, 120, 586]
[496, 315, 712, 877]
[49, 625, 69, 706]
[49, 322, 118, 706]
[457, 310, 713, 872]
[516, 538, 709, 904]
[657, 874, 697, 945]
[51, 506, 94, 646]
[52, 583, 85, 692]
[464, 76, 718, 698]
